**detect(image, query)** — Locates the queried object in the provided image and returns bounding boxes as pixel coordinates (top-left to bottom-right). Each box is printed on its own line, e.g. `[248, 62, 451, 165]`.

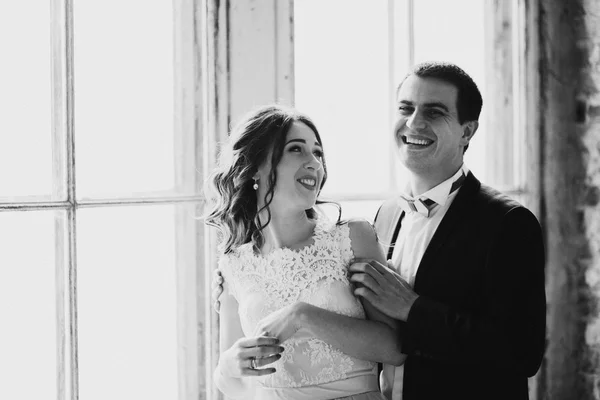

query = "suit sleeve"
[401, 207, 546, 377]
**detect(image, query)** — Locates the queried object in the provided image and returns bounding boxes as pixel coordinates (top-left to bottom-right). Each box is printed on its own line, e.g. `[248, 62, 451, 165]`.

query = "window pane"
[0, 211, 56, 399]
[413, 0, 487, 178]
[77, 205, 178, 400]
[74, 1, 175, 198]
[294, 0, 392, 197]
[340, 200, 383, 223]
[0, 2, 52, 198]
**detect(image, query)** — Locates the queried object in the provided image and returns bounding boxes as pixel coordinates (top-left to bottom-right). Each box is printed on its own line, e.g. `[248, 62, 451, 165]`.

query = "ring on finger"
[250, 357, 257, 370]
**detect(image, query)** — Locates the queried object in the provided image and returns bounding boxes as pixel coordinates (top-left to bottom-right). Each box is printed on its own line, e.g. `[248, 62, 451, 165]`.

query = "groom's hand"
[349, 258, 418, 322]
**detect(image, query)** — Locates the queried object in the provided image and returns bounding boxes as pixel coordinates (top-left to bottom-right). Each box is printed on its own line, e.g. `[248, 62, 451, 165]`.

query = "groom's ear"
[460, 120, 479, 147]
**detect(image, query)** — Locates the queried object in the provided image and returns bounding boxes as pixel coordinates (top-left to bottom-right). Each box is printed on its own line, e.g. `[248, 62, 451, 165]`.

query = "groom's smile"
[401, 134, 435, 148]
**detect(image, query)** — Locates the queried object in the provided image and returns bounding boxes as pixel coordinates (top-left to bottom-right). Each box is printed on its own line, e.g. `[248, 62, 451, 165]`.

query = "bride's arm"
[214, 276, 283, 399]
[295, 219, 406, 365]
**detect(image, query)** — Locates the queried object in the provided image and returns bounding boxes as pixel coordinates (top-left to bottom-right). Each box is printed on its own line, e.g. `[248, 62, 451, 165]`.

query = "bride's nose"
[304, 157, 322, 171]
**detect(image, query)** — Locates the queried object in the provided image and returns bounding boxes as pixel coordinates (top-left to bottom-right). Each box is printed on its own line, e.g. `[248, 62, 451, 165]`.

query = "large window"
[0, 1, 210, 399]
[1, 1, 536, 399]
[295, 0, 530, 221]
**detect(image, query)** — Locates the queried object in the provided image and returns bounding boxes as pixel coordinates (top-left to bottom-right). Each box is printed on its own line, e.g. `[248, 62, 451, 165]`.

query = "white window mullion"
[482, 0, 515, 190]
[203, 0, 230, 397]
[518, 0, 541, 217]
[66, 0, 79, 398]
[387, 0, 396, 193]
[406, 0, 415, 68]
[275, 0, 294, 105]
[389, 0, 414, 193]
[173, 1, 204, 399]
[51, 1, 78, 400]
[512, 0, 524, 192]
[66, 0, 79, 395]
[54, 212, 69, 400]
[51, 0, 68, 204]
[49, 2, 65, 400]
[65, 208, 79, 400]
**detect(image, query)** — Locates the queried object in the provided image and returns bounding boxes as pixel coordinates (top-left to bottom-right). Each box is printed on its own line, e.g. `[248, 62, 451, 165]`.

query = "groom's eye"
[426, 109, 443, 118]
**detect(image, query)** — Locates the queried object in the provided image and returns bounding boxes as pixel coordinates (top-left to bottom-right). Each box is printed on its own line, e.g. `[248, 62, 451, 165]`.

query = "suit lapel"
[413, 172, 481, 291]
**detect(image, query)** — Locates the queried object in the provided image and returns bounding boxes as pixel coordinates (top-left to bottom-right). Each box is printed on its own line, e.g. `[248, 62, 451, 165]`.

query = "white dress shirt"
[381, 164, 469, 400]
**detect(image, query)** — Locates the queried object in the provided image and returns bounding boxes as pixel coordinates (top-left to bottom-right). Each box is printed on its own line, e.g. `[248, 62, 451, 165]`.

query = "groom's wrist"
[399, 294, 419, 321]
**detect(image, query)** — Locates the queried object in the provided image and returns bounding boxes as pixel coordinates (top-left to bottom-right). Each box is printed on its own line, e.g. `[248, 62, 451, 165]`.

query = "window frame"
[0, 1, 540, 399]
[293, 0, 537, 214]
[1, 1, 209, 399]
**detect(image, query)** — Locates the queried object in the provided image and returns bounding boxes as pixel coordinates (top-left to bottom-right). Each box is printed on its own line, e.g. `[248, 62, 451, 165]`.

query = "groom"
[348, 61, 546, 400]
[213, 61, 546, 400]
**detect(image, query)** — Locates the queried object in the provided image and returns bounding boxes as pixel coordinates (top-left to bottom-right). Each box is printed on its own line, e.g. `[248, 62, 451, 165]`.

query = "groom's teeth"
[405, 137, 432, 146]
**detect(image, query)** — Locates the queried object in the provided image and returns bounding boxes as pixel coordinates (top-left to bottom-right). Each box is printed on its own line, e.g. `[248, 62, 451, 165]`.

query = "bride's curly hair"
[204, 104, 337, 254]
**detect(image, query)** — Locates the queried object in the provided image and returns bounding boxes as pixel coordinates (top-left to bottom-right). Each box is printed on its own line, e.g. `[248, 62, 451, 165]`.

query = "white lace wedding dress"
[219, 217, 384, 400]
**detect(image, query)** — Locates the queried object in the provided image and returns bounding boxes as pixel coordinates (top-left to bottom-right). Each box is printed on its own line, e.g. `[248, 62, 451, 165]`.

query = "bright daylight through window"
[0, 1, 528, 399]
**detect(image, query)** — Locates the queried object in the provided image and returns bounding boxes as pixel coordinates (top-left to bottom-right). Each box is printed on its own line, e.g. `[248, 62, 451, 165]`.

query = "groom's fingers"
[351, 258, 384, 274]
[353, 285, 378, 305]
[349, 272, 381, 294]
[359, 258, 395, 278]
[351, 259, 387, 274]
[349, 262, 386, 286]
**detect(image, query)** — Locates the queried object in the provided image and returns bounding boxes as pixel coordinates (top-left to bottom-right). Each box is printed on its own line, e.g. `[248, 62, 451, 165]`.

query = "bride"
[204, 105, 405, 399]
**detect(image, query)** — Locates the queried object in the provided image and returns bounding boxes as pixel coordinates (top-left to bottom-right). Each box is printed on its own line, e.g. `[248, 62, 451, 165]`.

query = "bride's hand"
[254, 302, 309, 344]
[220, 335, 285, 377]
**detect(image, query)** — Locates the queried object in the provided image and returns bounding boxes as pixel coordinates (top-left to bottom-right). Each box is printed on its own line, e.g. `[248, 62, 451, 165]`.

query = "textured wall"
[540, 0, 600, 398]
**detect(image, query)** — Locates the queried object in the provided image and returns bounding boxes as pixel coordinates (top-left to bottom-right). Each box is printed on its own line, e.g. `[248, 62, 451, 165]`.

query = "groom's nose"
[406, 111, 427, 131]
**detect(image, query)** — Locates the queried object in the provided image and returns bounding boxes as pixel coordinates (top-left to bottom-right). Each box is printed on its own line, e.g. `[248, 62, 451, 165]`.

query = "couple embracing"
[204, 61, 546, 400]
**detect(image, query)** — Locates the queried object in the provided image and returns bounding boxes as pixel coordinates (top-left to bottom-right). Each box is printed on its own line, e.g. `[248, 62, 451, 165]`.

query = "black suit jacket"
[374, 172, 546, 400]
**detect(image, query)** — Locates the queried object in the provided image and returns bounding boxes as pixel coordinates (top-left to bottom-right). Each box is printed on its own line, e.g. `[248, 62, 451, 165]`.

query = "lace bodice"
[219, 217, 377, 392]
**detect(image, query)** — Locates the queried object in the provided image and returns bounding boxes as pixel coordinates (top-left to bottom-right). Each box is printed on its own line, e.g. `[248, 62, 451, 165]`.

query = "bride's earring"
[253, 178, 259, 191]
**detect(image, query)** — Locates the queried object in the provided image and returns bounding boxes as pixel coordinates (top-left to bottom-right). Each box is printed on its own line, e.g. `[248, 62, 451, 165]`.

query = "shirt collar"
[401, 164, 469, 207]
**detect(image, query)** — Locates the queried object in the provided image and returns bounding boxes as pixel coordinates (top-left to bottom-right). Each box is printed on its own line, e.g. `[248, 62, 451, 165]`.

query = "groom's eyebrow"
[285, 139, 322, 147]
[423, 102, 449, 112]
[398, 100, 449, 112]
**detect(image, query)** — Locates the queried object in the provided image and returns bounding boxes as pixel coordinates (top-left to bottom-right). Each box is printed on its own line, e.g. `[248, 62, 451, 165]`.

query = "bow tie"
[399, 172, 466, 218]
[398, 196, 437, 218]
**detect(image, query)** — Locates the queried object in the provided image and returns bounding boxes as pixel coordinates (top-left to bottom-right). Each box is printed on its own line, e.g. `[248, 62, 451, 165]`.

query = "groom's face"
[393, 75, 471, 178]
